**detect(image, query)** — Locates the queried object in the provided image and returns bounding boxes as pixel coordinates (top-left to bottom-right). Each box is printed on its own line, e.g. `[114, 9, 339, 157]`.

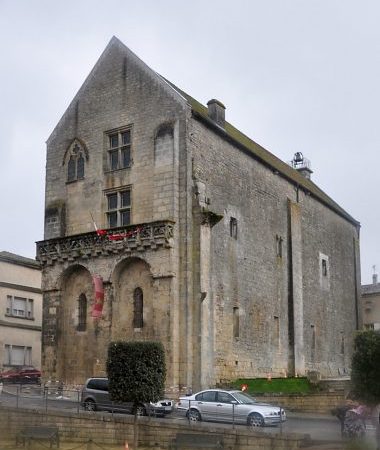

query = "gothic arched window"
[77, 294, 87, 331]
[133, 287, 143, 328]
[66, 141, 87, 182]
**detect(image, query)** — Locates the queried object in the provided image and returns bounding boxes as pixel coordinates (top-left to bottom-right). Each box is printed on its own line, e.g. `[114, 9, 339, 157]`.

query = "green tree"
[351, 330, 380, 405]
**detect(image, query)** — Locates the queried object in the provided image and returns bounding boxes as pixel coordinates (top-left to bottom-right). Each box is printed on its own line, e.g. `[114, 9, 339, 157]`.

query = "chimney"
[207, 99, 226, 127]
[373, 273, 378, 285]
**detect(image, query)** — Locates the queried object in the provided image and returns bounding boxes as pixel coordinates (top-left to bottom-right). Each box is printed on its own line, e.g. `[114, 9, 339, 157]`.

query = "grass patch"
[233, 377, 313, 394]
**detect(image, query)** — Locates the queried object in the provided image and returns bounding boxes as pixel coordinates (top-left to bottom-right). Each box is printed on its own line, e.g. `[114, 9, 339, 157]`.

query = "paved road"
[0, 387, 377, 448]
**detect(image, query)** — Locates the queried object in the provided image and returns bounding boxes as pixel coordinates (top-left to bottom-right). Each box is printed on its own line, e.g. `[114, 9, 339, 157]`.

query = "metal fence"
[1, 383, 284, 433]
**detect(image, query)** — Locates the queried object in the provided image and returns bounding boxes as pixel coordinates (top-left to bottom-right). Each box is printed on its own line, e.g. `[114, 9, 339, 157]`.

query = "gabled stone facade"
[38, 37, 361, 393]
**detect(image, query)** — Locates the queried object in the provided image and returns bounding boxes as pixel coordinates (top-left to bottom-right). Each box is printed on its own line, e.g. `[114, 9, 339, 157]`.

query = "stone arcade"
[37, 37, 361, 393]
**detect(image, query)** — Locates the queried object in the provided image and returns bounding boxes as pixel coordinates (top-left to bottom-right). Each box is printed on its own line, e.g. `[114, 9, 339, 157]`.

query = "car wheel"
[135, 405, 146, 416]
[188, 408, 201, 422]
[248, 412, 264, 427]
[84, 399, 96, 411]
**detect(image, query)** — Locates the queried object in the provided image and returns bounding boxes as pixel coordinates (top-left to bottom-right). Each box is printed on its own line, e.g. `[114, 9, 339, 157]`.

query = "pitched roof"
[164, 79, 359, 227]
[0, 251, 40, 269]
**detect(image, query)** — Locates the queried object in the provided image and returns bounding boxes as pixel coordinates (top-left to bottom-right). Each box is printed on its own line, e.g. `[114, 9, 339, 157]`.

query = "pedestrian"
[343, 404, 368, 439]
[331, 404, 351, 437]
[370, 403, 380, 450]
[331, 396, 357, 437]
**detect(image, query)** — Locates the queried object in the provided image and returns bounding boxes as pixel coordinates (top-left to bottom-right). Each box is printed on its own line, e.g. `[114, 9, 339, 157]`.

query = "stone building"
[0, 252, 42, 370]
[37, 37, 361, 392]
[362, 272, 380, 330]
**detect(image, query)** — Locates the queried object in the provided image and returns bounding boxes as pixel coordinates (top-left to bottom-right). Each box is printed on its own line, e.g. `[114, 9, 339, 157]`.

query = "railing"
[1, 383, 285, 436]
[288, 156, 311, 170]
[36, 220, 174, 266]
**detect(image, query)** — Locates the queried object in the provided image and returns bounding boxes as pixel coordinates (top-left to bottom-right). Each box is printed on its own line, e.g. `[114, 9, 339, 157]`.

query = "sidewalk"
[1, 383, 80, 401]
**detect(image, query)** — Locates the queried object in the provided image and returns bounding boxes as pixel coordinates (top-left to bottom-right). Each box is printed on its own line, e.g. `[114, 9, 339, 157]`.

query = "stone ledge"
[36, 220, 174, 267]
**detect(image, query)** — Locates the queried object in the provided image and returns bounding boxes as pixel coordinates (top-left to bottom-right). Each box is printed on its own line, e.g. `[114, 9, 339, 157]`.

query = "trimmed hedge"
[351, 330, 380, 405]
[107, 341, 166, 403]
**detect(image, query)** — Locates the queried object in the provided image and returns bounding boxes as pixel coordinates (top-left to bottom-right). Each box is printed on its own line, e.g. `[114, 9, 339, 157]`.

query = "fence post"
[77, 390, 80, 414]
[45, 385, 48, 413]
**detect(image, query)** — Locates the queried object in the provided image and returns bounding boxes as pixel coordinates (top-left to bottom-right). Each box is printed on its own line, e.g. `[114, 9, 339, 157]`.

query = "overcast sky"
[0, 0, 378, 283]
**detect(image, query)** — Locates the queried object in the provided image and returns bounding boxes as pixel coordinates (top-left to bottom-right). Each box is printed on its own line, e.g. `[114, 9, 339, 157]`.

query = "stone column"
[42, 290, 61, 382]
[199, 210, 223, 389]
[289, 200, 305, 376]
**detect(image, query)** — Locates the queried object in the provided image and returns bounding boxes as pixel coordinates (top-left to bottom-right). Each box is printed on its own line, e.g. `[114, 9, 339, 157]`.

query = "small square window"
[121, 190, 130, 208]
[108, 193, 118, 210]
[110, 134, 118, 148]
[110, 150, 119, 170]
[121, 210, 130, 226]
[121, 130, 130, 145]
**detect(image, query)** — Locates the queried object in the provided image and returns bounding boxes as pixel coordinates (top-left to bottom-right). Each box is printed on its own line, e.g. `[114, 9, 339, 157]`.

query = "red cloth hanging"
[92, 275, 104, 319]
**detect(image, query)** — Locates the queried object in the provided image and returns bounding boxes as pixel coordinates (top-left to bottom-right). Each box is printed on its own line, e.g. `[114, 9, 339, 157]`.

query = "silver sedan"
[176, 389, 286, 427]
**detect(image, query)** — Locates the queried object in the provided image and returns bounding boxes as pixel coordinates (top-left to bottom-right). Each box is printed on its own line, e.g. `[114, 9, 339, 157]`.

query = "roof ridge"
[166, 79, 359, 227]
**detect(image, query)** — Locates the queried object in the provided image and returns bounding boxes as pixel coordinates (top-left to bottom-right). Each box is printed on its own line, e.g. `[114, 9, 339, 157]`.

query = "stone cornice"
[0, 320, 42, 331]
[36, 221, 174, 267]
[0, 282, 41, 294]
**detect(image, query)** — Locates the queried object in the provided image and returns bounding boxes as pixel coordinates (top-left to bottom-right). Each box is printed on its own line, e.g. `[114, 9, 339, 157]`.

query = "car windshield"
[232, 392, 257, 404]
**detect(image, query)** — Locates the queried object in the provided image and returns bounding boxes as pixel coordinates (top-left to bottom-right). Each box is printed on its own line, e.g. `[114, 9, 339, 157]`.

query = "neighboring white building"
[362, 273, 380, 331]
[0, 252, 42, 370]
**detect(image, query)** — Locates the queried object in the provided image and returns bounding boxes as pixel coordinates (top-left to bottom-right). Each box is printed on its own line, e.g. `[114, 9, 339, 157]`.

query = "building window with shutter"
[5, 296, 34, 319]
[133, 287, 143, 329]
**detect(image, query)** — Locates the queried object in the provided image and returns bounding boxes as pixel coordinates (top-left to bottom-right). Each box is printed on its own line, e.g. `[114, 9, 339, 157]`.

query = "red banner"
[92, 275, 104, 319]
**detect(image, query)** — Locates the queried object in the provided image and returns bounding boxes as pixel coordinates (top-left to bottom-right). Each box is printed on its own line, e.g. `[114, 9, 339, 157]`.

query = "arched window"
[133, 288, 143, 328]
[66, 141, 87, 182]
[68, 156, 76, 182]
[77, 153, 85, 179]
[77, 294, 87, 331]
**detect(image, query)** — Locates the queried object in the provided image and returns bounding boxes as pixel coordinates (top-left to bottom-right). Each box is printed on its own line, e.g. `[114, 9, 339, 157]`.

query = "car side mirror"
[231, 400, 238, 405]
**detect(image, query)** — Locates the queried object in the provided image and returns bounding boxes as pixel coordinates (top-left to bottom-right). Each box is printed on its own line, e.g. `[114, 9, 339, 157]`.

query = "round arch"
[57, 264, 95, 384]
[111, 257, 153, 340]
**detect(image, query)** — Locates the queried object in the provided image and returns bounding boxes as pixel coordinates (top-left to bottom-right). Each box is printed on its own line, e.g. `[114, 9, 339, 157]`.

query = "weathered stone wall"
[189, 117, 360, 385]
[0, 406, 309, 450]
[41, 39, 189, 390]
[45, 41, 186, 236]
[255, 392, 346, 414]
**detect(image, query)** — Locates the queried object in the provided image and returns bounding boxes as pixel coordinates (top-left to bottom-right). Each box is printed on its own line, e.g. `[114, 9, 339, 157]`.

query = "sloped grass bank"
[233, 377, 314, 394]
